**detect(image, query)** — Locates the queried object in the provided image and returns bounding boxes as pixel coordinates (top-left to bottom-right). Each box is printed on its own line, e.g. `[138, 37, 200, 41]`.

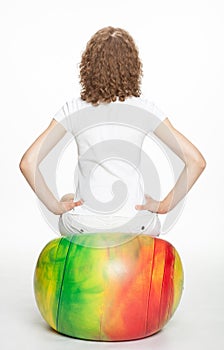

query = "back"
[53, 96, 167, 221]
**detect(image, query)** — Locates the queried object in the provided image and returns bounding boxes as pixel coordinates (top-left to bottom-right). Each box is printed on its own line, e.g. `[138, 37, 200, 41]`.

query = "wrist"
[50, 200, 62, 215]
[157, 200, 169, 214]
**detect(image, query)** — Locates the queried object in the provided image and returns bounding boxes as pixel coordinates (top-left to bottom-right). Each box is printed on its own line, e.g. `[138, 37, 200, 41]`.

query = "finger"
[65, 200, 84, 212]
[74, 199, 84, 206]
[69, 202, 77, 209]
[135, 204, 146, 210]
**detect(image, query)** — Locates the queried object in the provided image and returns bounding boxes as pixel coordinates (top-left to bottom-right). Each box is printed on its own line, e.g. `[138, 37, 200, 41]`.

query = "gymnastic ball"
[33, 233, 184, 341]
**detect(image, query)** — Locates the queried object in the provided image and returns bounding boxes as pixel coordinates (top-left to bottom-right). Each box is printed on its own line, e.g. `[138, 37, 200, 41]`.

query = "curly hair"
[79, 26, 143, 105]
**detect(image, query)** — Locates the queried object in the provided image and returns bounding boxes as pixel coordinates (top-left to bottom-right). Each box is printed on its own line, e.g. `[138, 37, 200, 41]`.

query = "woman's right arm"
[135, 117, 206, 214]
[154, 117, 206, 213]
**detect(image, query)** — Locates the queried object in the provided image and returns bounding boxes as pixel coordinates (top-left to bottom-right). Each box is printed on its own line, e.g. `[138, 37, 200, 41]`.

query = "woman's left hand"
[53, 199, 84, 215]
[52, 194, 85, 215]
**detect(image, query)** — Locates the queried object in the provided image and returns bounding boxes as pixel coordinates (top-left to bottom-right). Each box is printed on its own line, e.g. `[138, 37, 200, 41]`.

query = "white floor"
[1, 223, 224, 350]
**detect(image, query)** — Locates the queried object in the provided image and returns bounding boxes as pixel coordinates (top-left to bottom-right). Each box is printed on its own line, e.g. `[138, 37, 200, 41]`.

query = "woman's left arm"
[19, 118, 83, 214]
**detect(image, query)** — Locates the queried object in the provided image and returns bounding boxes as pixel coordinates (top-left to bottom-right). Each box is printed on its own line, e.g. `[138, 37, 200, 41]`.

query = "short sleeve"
[152, 102, 167, 121]
[53, 100, 73, 134]
[139, 96, 168, 132]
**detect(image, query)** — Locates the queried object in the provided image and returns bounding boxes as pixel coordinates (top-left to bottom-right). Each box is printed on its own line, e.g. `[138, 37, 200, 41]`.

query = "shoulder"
[70, 97, 95, 112]
[135, 96, 166, 118]
[122, 95, 168, 127]
[53, 97, 88, 120]
[121, 95, 166, 117]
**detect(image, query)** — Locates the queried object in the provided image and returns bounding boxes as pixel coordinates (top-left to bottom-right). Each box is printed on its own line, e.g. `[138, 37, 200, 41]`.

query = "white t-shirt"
[53, 96, 167, 228]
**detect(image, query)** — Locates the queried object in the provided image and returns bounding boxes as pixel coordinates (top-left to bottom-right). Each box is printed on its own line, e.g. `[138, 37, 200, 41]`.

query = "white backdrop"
[1, 1, 223, 349]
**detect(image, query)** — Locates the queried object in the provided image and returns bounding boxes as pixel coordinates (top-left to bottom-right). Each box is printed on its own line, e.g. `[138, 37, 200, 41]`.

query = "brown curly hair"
[79, 26, 143, 105]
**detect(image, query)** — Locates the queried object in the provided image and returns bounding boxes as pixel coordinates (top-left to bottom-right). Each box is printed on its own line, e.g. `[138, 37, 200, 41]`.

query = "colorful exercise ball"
[33, 233, 184, 341]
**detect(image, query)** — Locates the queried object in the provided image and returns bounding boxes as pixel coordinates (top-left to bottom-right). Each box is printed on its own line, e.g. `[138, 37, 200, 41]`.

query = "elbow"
[19, 155, 35, 174]
[19, 157, 29, 174]
[19, 156, 26, 173]
[186, 154, 207, 171]
[200, 158, 207, 170]
[196, 154, 207, 170]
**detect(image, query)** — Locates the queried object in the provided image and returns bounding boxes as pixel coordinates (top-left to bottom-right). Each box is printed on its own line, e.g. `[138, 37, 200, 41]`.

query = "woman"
[19, 26, 206, 237]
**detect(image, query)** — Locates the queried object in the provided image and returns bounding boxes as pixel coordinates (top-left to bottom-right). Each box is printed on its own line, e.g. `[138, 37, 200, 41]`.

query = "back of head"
[79, 26, 143, 105]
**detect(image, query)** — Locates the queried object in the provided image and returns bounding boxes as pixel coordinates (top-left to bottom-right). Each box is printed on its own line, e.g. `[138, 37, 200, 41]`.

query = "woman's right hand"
[135, 194, 165, 214]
